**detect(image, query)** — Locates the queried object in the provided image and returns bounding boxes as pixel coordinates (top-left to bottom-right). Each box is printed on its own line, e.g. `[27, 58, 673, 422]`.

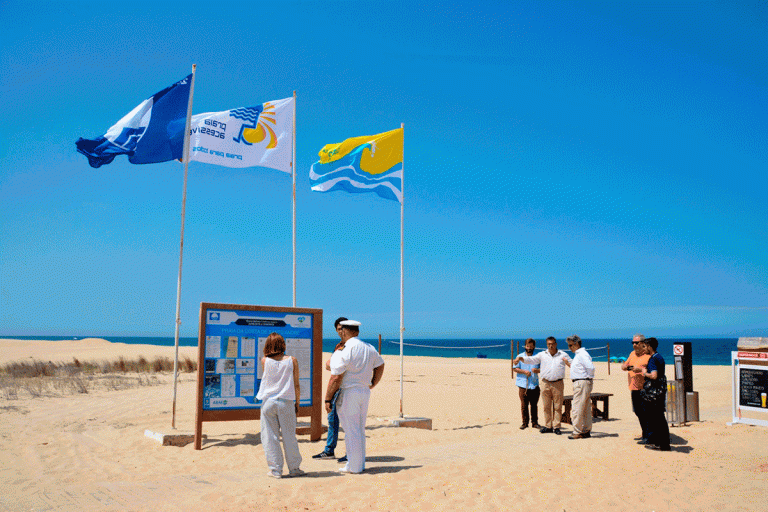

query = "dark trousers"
[631, 390, 650, 439]
[645, 398, 670, 449]
[518, 386, 540, 426]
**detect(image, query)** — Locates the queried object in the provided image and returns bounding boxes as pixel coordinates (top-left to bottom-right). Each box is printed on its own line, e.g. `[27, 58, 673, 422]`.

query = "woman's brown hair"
[263, 332, 286, 358]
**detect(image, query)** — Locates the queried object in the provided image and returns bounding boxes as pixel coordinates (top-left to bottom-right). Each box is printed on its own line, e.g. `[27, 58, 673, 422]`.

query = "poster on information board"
[195, 303, 323, 449]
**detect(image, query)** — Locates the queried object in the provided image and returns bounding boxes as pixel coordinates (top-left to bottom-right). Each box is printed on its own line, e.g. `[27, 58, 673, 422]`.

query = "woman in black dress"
[639, 337, 671, 451]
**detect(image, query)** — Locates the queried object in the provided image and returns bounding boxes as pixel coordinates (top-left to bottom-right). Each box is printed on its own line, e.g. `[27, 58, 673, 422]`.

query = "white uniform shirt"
[520, 350, 572, 381]
[330, 337, 385, 390]
[570, 347, 595, 380]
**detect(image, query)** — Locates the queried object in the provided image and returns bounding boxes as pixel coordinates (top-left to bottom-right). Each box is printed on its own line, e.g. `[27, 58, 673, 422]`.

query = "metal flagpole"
[399, 122, 405, 418]
[171, 64, 196, 429]
[292, 91, 297, 307]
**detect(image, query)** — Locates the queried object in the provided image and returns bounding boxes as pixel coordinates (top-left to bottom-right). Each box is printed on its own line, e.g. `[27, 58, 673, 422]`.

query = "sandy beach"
[1, 338, 767, 512]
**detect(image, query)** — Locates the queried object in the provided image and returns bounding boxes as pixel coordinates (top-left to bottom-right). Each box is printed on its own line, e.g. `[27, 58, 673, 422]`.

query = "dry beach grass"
[1, 338, 767, 512]
[0, 356, 197, 399]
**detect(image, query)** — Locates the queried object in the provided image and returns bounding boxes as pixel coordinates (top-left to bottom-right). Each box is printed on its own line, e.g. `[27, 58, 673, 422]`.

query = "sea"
[4, 336, 740, 365]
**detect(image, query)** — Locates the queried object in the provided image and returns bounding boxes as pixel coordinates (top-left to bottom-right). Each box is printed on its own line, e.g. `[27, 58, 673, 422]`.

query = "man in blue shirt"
[513, 338, 541, 429]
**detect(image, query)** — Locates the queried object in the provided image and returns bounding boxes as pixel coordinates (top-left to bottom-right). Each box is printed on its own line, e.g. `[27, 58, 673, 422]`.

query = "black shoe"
[637, 439, 650, 445]
[337, 455, 347, 463]
[554, 428, 562, 435]
[520, 424, 528, 430]
[531, 424, 541, 429]
[312, 451, 335, 459]
[540, 427, 553, 434]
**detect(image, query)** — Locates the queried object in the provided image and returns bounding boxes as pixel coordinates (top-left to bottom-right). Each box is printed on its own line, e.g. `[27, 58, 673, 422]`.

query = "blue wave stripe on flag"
[229, 106, 262, 123]
[310, 143, 402, 202]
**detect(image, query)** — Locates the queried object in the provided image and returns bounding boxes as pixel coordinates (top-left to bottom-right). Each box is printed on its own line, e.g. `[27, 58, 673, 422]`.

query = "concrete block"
[144, 429, 204, 447]
[389, 417, 432, 430]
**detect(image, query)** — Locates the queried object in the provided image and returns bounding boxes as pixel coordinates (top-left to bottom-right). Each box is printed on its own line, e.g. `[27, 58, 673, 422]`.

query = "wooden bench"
[561, 392, 613, 425]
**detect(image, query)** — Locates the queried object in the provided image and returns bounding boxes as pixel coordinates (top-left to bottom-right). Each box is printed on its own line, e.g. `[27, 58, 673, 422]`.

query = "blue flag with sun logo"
[75, 75, 192, 168]
[310, 128, 403, 203]
[187, 97, 294, 173]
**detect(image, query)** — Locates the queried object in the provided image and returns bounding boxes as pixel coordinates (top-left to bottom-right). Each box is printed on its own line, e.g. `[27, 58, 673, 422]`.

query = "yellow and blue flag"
[310, 128, 403, 203]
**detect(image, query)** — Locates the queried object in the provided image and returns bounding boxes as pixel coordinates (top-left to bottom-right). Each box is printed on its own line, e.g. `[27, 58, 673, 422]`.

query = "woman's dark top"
[646, 352, 665, 379]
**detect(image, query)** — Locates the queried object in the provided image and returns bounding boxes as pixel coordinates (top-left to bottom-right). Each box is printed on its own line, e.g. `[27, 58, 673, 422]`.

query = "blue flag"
[76, 74, 192, 168]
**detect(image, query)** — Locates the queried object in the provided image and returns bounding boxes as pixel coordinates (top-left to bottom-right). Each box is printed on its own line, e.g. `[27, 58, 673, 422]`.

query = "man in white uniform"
[566, 335, 595, 439]
[325, 320, 385, 474]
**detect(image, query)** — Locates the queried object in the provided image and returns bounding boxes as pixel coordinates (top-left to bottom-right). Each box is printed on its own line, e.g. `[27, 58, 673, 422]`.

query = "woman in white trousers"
[256, 333, 304, 478]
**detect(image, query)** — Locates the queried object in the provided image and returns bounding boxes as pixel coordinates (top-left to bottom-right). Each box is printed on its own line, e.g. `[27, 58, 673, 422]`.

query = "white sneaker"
[339, 467, 361, 474]
[288, 468, 306, 477]
[267, 471, 282, 479]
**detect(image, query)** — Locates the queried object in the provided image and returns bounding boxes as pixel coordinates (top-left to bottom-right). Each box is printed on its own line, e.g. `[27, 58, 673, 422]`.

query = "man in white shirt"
[566, 335, 595, 439]
[515, 336, 571, 435]
[325, 320, 385, 474]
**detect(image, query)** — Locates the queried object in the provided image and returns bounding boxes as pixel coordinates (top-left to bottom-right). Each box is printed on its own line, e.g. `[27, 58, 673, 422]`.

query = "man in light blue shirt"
[513, 338, 541, 430]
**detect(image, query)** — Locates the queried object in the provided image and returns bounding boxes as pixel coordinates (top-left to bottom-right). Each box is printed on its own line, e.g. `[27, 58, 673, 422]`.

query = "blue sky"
[1, 1, 766, 339]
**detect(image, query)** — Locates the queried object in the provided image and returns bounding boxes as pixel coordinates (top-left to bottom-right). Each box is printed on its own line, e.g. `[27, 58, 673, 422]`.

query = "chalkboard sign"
[739, 367, 768, 408]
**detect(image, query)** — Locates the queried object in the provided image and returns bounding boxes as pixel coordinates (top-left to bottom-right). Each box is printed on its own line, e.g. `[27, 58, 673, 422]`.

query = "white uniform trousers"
[572, 379, 594, 434]
[338, 386, 371, 473]
[260, 397, 302, 475]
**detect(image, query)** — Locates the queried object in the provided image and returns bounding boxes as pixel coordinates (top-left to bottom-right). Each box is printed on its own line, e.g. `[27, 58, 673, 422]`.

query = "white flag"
[188, 97, 294, 172]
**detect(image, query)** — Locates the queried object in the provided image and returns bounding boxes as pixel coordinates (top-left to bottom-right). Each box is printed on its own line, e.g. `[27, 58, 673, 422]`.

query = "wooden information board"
[194, 303, 323, 449]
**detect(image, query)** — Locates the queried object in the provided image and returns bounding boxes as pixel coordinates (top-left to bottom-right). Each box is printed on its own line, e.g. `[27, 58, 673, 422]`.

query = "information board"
[195, 303, 323, 449]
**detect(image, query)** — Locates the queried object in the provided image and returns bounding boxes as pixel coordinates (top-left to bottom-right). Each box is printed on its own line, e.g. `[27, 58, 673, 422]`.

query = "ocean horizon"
[2, 335, 740, 366]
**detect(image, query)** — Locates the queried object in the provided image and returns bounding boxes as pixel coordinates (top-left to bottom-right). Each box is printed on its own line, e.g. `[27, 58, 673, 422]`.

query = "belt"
[541, 378, 563, 383]
[572, 378, 593, 382]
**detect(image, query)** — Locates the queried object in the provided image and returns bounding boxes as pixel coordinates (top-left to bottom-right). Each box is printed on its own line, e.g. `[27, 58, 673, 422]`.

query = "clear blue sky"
[1, 1, 766, 339]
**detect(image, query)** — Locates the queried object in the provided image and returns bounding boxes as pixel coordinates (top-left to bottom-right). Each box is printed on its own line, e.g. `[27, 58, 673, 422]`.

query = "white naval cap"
[339, 319, 361, 327]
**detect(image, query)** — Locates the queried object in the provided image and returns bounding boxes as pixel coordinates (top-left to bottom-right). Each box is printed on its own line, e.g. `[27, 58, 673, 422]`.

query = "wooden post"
[607, 342, 611, 375]
[378, 334, 382, 354]
[511, 340, 515, 378]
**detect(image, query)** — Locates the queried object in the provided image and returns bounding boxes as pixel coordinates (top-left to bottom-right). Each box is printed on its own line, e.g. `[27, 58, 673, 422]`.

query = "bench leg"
[562, 401, 572, 425]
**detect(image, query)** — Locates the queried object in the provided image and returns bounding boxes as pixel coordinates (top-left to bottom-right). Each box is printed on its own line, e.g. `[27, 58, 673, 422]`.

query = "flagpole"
[172, 64, 196, 429]
[399, 122, 405, 418]
[292, 91, 297, 307]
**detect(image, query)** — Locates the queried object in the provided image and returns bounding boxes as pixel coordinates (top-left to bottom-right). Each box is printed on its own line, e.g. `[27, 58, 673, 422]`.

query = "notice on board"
[202, 309, 314, 411]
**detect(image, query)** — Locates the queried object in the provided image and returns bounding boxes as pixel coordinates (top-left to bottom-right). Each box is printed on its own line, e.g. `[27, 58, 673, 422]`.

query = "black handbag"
[641, 374, 667, 404]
